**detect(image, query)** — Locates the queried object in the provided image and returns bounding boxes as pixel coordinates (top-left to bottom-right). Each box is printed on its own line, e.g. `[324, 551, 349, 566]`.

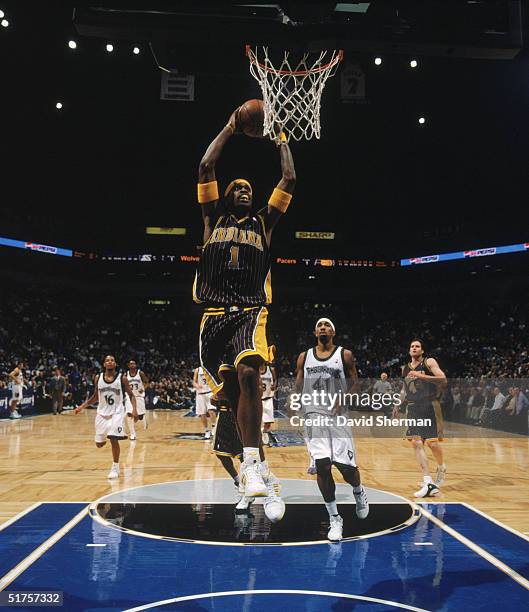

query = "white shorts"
[262, 397, 275, 423]
[125, 395, 146, 417]
[305, 420, 356, 466]
[196, 392, 213, 416]
[95, 408, 127, 443]
[12, 385, 23, 401]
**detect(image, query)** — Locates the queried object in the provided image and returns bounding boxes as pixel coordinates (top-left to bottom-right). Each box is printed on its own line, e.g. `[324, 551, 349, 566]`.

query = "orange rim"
[245, 45, 343, 76]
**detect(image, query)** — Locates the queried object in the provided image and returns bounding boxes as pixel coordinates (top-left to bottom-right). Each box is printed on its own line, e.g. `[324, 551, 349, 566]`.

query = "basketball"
[237, 99, 264, 137]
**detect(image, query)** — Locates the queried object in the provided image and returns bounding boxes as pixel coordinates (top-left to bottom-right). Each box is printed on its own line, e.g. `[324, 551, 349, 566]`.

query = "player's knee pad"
[315, 457, 332, 477]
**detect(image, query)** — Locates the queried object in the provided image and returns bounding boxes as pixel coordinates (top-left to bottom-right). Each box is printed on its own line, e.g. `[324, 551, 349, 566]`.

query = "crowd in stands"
[1, 286, 528, 432]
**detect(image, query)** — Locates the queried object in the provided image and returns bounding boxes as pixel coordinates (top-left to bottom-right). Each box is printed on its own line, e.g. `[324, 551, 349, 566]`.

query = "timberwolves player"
[393, 339, 447, 498]
[193, 366, 216, 439]
[260, 361, 276, 445]
[75, 355, 138, 479]
[195, 107, 295, 497]
[124, 360, 149, 441]
[8, 361, 24, 419]
[293, 318, 369, 541]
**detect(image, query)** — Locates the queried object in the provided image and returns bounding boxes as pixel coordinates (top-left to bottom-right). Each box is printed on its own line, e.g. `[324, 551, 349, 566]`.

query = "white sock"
[243, 447, 259, 463]
[112, 462, 119, 470]
[423, 475, 433, 484]
[325, 501, 338, 517]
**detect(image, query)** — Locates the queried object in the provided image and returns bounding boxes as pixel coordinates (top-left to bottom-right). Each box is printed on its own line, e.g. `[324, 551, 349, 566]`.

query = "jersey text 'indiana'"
[193, 213, 271, 306]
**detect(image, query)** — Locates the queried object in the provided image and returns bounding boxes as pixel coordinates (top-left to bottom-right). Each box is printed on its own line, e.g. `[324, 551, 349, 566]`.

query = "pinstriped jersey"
[193, 213, 272, 306]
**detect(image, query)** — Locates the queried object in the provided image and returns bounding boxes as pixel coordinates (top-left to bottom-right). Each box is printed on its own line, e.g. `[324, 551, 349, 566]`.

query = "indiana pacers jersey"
[403, 359, 438, 403]
[193, 213, 272, 306]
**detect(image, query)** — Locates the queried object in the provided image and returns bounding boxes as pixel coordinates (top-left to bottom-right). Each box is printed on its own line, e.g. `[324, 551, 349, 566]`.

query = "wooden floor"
[1, 410, 528, 533]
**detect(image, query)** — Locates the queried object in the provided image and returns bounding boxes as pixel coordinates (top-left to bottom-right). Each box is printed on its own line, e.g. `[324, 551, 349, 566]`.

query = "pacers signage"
[295, 231, 335, 240]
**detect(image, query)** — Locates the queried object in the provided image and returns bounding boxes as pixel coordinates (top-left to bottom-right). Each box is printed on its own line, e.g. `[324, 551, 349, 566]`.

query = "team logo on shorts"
[348, 450, 354, 461]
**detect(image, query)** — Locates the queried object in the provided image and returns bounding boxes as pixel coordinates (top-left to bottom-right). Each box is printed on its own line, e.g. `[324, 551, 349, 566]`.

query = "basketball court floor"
[1, 410, 528, 610]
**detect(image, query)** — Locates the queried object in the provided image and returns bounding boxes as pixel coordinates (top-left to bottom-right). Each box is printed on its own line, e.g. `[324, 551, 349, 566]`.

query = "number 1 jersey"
[193, 212, 272, 306]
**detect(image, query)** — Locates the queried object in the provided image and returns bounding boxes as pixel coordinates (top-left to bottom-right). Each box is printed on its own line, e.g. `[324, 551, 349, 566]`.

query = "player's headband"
[224, 178, 252, 198]
[316, 318, 335, 332]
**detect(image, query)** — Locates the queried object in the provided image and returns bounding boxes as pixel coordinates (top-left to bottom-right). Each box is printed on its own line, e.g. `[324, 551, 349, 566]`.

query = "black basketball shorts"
[199, 305, 269, 393]
[405, 400, 444, 442]
[212, 406, 243, 458]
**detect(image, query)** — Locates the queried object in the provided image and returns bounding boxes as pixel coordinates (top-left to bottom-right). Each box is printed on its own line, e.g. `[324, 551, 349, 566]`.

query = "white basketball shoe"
[328, 515, 343, 542]
[354, 487, 369, 519]
[239, 460, 267, 497]
[263, 474, 285, 523]
[107, 464, 120, 479]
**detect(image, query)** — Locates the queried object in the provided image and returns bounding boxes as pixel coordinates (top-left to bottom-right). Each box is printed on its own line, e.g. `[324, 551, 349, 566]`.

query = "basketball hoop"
[246, 45, 343, 142]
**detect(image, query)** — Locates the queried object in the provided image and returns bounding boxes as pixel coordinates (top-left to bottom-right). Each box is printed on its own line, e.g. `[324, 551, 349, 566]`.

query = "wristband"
[268, 187, 292, 213]
[197, 180, 219, 204]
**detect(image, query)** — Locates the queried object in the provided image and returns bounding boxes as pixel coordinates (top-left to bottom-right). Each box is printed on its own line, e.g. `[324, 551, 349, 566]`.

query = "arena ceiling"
[1, 1, 529, 259]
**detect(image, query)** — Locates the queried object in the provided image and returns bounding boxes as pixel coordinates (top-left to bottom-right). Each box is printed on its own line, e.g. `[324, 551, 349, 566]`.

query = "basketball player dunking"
[124, 360, 149, 441]
[392, 339, 447, 498]
[293, 318, 369, 542]
[75, 355, 138, 479]
[8, 361, 24, 419]
[195, 107, 295, 497]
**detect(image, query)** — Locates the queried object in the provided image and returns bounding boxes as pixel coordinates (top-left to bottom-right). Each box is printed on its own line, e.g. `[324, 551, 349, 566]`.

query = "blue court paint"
[427, 503, 529, 580]
[0, 503, 87, 577]
[7, 503, 529, 611]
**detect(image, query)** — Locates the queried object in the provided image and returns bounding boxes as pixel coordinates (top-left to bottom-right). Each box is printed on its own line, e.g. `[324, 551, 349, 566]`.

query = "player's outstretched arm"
[198, 110, 239, 240]
[263, 139, 296, 240]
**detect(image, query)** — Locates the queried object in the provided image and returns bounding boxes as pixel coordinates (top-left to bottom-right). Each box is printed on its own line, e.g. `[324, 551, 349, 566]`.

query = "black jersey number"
[104, 394, 115, 405]
[228, 246, 239, 269]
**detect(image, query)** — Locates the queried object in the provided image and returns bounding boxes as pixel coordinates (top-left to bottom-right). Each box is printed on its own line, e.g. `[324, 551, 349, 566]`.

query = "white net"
[246, 45, 343, 142]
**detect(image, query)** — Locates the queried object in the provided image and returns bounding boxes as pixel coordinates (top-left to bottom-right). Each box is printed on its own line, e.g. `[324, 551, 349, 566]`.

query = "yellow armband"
[268, 188, 292, 213]
[197, 180, 219, 204]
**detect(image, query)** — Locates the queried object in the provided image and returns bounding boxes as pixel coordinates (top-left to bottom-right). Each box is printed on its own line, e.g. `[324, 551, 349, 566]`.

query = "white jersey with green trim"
[302, 346, 346, 416]
[126, 370, 145, 397]
[261, 366, 274, 400]
[97, 372, 124, 417]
